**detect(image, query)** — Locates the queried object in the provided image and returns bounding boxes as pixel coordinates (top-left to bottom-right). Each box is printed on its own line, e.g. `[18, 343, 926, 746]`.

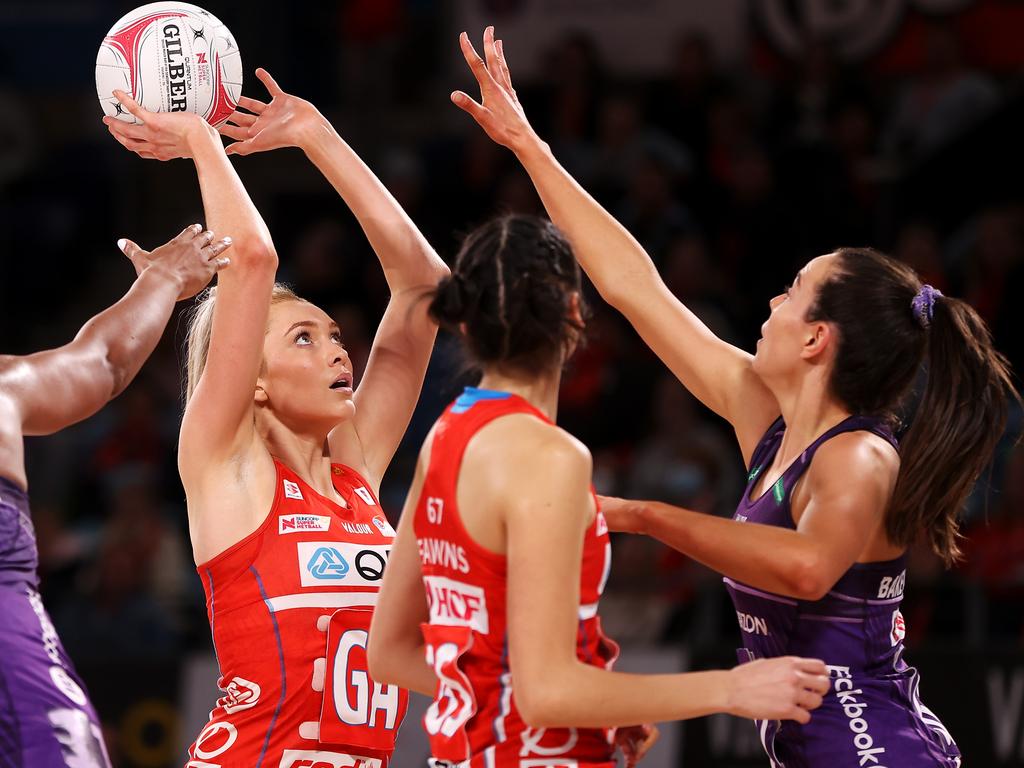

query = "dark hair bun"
[430, 214, 587, 372]
[428, 273, 469, 326]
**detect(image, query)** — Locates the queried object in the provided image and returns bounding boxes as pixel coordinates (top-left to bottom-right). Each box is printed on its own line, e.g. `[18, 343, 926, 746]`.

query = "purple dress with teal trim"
[724, 416, 961, 768]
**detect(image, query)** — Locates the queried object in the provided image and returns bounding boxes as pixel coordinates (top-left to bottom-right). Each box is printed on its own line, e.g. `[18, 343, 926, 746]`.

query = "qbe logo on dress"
[298, 541, 391, 587]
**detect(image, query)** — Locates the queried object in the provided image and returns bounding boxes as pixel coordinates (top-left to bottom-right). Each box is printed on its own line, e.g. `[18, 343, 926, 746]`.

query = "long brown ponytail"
[890, 295, 1018, 564]
[808, 248, 1020, 565]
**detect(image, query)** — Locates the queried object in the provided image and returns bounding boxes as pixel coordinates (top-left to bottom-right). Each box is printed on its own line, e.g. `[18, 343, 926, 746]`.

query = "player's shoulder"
[816, 428, 897, 468]
[476, 411, 591, 469]
[808, 427, 899, 491]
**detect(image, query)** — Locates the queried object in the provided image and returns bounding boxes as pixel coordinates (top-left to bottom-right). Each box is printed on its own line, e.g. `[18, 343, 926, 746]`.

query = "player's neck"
[476, 366, 562, 422]
[259, 420, 342, 504]
[773, 376, 850, 464]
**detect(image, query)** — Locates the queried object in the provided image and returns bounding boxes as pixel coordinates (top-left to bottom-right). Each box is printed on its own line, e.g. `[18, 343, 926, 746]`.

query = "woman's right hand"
[452, 26, 539, 154]
[726, 657, 830, 724]
[121, 223, 232, 300]
[103, 90, 216, 160]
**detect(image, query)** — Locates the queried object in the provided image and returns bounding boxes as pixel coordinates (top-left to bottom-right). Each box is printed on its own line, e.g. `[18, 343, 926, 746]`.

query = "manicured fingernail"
[223, 236, 232, 244]
[117, 238, 127, 252]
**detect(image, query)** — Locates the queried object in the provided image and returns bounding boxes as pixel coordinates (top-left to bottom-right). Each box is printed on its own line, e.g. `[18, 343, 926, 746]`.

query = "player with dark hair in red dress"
[368, 213, 830, 768]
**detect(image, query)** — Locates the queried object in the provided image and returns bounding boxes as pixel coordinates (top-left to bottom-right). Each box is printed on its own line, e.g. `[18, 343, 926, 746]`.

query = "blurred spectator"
[53, 467, 182, 661]
[649, 31, 730, 164]
[627, 374, 741, 517]
[885, 22, 1000, 161]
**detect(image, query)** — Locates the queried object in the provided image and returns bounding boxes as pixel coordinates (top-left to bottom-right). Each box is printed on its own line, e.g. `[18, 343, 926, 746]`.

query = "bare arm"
[221, 70, 449, 488]
[601, 433, 897, 600]
[502, 423, 828, 728]
[105, 92, 279, 479]
[0, 226, 228, 487]
[367, 440, 436, 695]
[451, 29, 779, 462]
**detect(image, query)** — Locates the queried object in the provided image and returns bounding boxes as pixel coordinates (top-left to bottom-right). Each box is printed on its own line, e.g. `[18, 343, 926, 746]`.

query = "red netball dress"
[186, 460, 408, 768]
[413, 387, 619, 768]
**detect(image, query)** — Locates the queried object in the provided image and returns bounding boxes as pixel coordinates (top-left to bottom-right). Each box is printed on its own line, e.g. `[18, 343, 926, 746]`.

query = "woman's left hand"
[102, 90, 214, 160]
[615, 723, 660, 767]
[218, 68, 329, 156]
[451, 26, 538, 154]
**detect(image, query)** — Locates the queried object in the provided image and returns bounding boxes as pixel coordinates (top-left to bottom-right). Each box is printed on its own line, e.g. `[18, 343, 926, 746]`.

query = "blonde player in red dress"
[103, 73, 448, 768]
[368, 214, 830, 768]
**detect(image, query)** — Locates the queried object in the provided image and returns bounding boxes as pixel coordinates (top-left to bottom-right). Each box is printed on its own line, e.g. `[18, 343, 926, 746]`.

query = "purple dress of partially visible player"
[0, 226, 230, 768]
[718, 414, 958, 767]
[447, 27, 1020, 767]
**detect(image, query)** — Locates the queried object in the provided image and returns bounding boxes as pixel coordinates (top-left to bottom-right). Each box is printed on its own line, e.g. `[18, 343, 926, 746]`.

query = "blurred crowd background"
[2, 0, 1024, 765]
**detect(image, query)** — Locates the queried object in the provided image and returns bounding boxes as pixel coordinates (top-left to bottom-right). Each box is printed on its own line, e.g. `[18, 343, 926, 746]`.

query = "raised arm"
[599, 432, 897, 600]
[451, 29, 779, 462]
[0, 226, 229, 487]
[500, 421, 828, 728]
[367, 435, 436, 696]
[220, 69, 449, 489]
[105, 92, 278, 485]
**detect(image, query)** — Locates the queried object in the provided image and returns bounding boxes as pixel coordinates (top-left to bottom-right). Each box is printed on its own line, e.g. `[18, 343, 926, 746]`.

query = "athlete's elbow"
[592, 263, 658, 310]
[366, 636, 393, 685]
[230, 240, 278, 272]
[514, 677, 572, 728]
[788, 553, 832, 601]
[515, 695, 560, 729]
[428, 257, 450, 282]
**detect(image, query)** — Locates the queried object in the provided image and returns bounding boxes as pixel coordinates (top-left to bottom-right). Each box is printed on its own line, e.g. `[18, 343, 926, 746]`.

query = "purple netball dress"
[725, 417, 961, 768]
[0, 476, 110, 767]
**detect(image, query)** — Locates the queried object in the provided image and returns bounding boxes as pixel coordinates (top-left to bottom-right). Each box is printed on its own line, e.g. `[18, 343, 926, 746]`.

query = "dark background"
[2, 1, 1024, 765]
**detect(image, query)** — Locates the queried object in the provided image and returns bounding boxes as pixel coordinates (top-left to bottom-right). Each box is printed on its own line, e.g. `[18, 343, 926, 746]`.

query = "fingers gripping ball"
[96, 2, 242, 127]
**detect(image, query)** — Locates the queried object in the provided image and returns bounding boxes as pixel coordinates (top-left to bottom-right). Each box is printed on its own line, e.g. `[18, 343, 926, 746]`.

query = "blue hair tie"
[911, 284, 943, 328]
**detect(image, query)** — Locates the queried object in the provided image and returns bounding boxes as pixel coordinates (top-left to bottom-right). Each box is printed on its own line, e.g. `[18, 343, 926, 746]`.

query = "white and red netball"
[96, 2, 242, 127]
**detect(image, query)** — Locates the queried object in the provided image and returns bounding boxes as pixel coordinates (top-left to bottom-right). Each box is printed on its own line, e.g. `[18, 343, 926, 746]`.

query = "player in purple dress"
[0, 226, 230, 768]
[451, 26, 1020, 767]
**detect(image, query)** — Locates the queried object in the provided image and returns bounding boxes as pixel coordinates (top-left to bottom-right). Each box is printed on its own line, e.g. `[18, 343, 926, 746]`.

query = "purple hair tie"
[911, 284, 943, 328]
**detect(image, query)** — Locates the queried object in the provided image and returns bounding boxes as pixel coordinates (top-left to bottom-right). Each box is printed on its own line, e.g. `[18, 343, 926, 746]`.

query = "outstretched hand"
[218, 68, 328, 156]
[451, 26, 537, 152]
[102, 90, 214, 160]
[119, 223, 231, 300]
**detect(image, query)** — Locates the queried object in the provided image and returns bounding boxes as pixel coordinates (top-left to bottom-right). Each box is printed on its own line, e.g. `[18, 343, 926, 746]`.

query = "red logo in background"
[196, 52, 208, 64]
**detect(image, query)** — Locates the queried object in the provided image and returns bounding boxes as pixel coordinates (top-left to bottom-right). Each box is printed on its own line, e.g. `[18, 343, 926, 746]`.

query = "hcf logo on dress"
[297, 541, 391, 587]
